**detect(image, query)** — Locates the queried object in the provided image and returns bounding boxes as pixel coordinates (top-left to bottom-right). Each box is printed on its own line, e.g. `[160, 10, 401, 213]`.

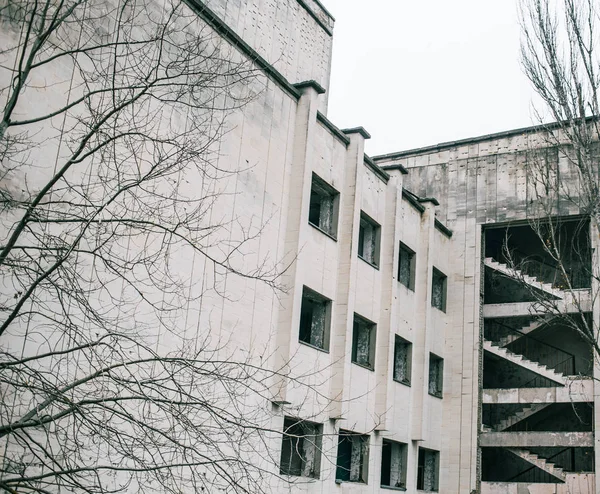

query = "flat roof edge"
[371, 117, 599, 162]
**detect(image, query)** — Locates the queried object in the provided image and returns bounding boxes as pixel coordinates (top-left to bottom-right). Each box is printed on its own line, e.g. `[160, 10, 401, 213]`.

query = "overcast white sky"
[321, 0, 543, 156]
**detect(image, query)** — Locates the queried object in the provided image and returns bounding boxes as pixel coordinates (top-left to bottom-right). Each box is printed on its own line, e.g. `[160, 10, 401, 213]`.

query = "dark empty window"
[393, 336, 412, 385]
[335, 430, 369, 483]
[309, 173, 339, 238]
[431, 268, 447, 312]
[280, 417, 322, 478]
[417, 448, 439, 491]
[358, 212, 381, 267]
[398, 242, 416, 290]
[381, 439, 408, 489]
[428, 353, 443, 398]
[352, 314, 376, 370]
[299, 287, 331, 351]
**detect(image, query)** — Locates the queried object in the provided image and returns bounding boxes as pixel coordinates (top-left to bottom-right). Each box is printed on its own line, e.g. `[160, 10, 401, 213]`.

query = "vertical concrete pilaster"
[272, 81, 324, 401]
[411, 203, 436, 442]
[327, 127, 369, 419]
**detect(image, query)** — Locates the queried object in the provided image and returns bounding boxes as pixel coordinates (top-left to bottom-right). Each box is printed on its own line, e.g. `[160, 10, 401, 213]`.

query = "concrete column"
[411, 203, 436, 441]
[271, 80, 325, 402]
[375, 173, 404, 427]
[327, 126, 370, 419]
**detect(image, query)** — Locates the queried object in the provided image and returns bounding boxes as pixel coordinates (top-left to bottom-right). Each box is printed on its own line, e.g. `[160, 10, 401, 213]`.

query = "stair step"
[483, 340, 566, 385]
[494, 404, 551, 431]
[507, 448, 566, 482]
[484, 258, 564, 299]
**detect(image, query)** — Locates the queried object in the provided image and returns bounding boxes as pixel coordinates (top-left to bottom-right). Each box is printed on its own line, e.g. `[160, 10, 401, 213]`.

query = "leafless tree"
[0, 1, 325, 492]
[498, 0, 600, 367]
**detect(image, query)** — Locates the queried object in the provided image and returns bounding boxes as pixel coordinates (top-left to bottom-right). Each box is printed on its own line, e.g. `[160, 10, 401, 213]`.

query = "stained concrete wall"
[373, 130, 597, 494]
[198, 0, 334, 113]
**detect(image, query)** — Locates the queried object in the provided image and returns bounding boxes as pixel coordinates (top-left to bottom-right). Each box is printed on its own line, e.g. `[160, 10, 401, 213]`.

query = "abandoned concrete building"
[1, 0, 599, 493]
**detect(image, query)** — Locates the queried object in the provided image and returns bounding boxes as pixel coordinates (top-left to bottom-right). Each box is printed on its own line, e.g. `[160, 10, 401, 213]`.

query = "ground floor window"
[335, 430, 369, 483]
[279, 417, 322, 478]
[417, 448, 439, 491]
[381, 439, 407, 489]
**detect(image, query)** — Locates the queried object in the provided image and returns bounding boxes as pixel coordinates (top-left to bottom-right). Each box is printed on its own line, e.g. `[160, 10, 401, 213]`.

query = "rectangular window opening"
[381, 439, 408, 490]
[431, 267, 447, 312]
[352, 313, 376, 370]
[335, 430, 369, 483]
[428, 353, 443, 398]
[398, 242, 416, 290]
[393, 336, 412, 385]
[417, 448, 439, 492]
[358, 211, 381, 268]
[279, 417, 323, 478]
[299, 286, 331, 351]
[309, 173, 339, 239]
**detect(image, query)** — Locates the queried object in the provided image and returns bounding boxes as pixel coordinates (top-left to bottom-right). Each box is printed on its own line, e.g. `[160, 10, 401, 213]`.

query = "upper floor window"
[428, 353, 444, 398]
[393, 335, 412, 385]
[352, 313, 376, 370]
[358, 211, 381, 268]
[299, 286, 331, 351]
[398, 242, 416, 290]
[280, 417, 322, 478]
[431, 267, 447, 312]
[335, 430, 369, 483]
[309, 173, 339, 238]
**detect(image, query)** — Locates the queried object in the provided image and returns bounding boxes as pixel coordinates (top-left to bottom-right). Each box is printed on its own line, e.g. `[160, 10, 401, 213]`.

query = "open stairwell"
[484, 258, 564, 299]
[506, 448, 566, 482]
[493, 403, 550, 431]
[497, 316, 556, 347]
[483, 340, 566, 385]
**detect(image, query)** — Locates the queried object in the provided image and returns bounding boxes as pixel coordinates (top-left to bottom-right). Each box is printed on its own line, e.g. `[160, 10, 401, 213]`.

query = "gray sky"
[322, 1, 542, 156]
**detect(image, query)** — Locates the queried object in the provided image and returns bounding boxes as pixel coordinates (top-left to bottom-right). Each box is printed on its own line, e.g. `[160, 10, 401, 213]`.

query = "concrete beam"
[483, 379, 593, 404]
[480, 431, 593, 448]
[481, 474, 595, 494]
[483, 291, 592, 318]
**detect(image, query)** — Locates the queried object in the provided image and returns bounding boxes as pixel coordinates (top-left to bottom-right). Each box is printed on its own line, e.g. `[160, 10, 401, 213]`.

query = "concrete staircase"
[497, 316, 556, 347]
[483, 340, 566, 385]
[506, 448, 566, 482]
[484, 258, 564, 299]
[493, 403, 551, 431]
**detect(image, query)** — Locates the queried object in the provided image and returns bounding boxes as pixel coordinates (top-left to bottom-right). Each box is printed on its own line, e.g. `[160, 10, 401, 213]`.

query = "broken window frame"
[416, 447, 440, 492]
[381, 439, 408, 490]
[393, 335, 412, 386]
[398, 242, 416, 290]
[308, 173, 339, 239]
[335, 430, 370, 483]
[428, 353, 444, 398]
[298, 286, 332, 352]
[431, 267, 447, 312]
[351, 313, 376, 370]
[358, 211, 381, 268]
[279, 417, 323, 479]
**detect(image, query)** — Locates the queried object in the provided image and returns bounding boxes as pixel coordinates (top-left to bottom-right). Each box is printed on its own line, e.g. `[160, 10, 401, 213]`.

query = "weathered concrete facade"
[374, 130, 598, 493]
[1, 0, 597, 493]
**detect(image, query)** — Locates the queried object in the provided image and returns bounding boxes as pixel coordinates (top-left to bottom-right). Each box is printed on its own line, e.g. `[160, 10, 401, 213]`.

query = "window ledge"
[428, 391, 443, 399]
[393, 378, 411, 387]
[398, 281, 415, 292]
[358, 255, 380, 270]
[431, 305, 446, 313]
[308, 221, 338, 241]
[298, 339, 330, 354]
[351, 360, 374, 371]
[381, 486, 407, 491]
[335, 479, 367, 485]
